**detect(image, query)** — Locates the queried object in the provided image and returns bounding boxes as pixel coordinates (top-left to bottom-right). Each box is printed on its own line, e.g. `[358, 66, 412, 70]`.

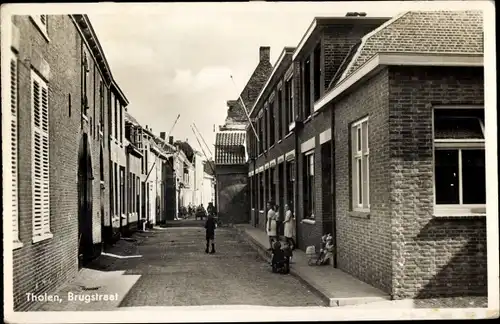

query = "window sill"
[349, 211, 371, 219]
[303, 115, 313, 125]
[433, 213, 486, 218]
[32, 233, 53, 244]
[13, 240, 24, 250]
[284, 132, 293, 139]
[269, 144, 275, 150]
[433, 206, 486, 218]
[302, 219, 316, 225]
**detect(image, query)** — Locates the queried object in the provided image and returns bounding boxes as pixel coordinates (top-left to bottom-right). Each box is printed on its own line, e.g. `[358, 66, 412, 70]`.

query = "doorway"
[78, 133, 93, 268]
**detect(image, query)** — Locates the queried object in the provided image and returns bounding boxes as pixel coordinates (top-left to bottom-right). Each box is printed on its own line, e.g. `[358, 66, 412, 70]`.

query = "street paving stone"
[88, 227, 326, 307]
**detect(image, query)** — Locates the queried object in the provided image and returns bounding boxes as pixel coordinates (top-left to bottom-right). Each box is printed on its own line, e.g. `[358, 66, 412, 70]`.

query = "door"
[78, 134, 93, 268]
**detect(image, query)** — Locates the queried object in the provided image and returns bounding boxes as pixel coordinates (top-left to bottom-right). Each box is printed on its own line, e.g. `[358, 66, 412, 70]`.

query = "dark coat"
[205, 217, 216, 238]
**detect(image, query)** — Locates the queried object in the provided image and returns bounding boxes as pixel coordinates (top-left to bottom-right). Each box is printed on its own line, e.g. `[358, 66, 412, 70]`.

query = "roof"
[124, 111, 140, 126]
[293, 16, 391, 61]
[249, 47, 295, 118]
[215, 132, 246, 165]
[73, 15, 129, 105]
[338, 10, 484, 83]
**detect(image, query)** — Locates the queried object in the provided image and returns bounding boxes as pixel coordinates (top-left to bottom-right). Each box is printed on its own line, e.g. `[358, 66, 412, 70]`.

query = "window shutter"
[32, 72, 50, 237]
[11, 57, 19, 238]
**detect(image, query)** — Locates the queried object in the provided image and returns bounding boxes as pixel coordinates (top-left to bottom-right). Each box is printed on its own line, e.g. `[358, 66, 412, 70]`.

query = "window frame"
[432, 106, 486, 217]
[351, 117, 370, 212]
[30, 15, 50, 41]
[303, 150, 315, 219]
[31, 69, 53, 243]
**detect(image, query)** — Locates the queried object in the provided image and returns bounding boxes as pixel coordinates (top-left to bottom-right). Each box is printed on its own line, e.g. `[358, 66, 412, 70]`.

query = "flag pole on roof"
[229, 75, 260, 142]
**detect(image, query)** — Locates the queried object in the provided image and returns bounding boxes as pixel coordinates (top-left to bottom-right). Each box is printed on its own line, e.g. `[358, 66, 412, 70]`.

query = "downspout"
[331, 105, 337, 268]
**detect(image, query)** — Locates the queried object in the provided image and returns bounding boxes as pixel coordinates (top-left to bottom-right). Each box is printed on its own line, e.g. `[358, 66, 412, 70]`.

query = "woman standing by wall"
[283, 203, 296, 250]
[266, 201, 277, 250]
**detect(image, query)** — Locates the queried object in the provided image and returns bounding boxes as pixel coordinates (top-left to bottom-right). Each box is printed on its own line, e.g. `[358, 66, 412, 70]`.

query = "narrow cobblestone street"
[86, 226, 325, 307]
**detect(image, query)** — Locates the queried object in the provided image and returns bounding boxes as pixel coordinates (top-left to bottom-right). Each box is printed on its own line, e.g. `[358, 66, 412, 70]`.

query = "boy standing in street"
[204, 213, 217, 254]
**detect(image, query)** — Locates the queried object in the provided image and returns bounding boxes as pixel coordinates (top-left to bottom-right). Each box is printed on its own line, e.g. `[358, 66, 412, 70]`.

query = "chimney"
[169, 136, 174, 144]
[259, 46, 270, 62]
[160, 132, 166, 140]
[346, 12, 367, 17]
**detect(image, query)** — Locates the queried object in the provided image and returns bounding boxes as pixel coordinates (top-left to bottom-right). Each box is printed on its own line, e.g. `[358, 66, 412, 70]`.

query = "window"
[119, 102, 123, 143]
[259, 173, 264, 210]
[114, 96, 118, 139]
[30, 15, 48, 39]
[110, 164, 114, 218]
[303, 153, 315, 218]
[433, 107, 485, 215]
[82, 51, 90, 116]
[277, 89, 283, 140]
[303, 57, 311, 118]
[351, 117, 369, 211]
[120, 167, 125, 216]
[31, 70, 52, 242]
[10, 52, 20, 244]
[313, 43, 321, 102]
[258, 117, 263, 154]
[263, 108, 268, 150]
[99, 81, 104, 134]
[270, 167, 276, 203]
[286, 159, 295, 209]
[269, 102, 275, 146]
[285, 77, 294, 128]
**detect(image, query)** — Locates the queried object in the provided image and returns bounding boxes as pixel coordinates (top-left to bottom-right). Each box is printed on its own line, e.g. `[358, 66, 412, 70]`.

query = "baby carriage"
[306, 234, 335, 266]
[271, 241, 290, 274]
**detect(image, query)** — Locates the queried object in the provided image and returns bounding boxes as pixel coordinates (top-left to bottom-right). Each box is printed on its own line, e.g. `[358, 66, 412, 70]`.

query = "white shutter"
[31, 71, 50, 238]
[11, 55, 19, 239]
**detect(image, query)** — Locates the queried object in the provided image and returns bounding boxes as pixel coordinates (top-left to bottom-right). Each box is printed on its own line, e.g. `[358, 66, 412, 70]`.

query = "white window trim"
[352, 117, 370, 212]
[30, 15, 50, 42]
[433, 106, 486, 217]
[304, 153, 315, 219]
[31, 70, 53, 243]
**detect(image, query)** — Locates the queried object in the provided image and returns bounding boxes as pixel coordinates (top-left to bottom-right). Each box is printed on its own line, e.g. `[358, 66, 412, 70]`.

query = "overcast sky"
[79, 1, 482, 158]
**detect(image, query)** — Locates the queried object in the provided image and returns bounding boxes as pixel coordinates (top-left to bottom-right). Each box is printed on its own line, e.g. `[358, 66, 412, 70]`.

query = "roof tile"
[214, 132, 246, 165]
[339, 10, 483, 83]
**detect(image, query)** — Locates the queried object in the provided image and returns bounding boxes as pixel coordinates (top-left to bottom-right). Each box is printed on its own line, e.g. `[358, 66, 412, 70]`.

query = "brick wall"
[322, 22, 386, 89]
[12, 15, 83, 311]
[296, 108, 331, 251]
[334, 68, 392, 294]
[216, 165, 249, 224]
[388, 66, 486, 298]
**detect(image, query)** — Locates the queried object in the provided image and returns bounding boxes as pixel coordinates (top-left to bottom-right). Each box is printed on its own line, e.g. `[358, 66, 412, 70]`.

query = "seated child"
[271, 241, 290, 274]
[318, 234, 334, 265]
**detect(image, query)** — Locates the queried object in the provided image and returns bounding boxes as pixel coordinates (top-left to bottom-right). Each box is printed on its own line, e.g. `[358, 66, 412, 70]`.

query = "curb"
[235, 227, 333, 307]
[236, 226, 391, 308]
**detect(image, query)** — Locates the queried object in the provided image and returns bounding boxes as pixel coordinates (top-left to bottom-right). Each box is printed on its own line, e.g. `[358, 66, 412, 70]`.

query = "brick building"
[215, 47, 273, 224]
[314, 10, 486, 299]
[4, 14, 130, 310]
[246, 10, 486, 299]
[246, 16, 389, 249]
[247, 47, 296, 233]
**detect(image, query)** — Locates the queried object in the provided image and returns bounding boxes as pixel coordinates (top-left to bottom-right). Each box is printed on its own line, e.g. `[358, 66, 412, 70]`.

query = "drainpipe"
[331, 108, 337, 268]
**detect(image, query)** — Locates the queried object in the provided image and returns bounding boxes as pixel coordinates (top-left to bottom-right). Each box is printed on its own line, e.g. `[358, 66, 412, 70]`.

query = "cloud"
[164, 66, 232, 94]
